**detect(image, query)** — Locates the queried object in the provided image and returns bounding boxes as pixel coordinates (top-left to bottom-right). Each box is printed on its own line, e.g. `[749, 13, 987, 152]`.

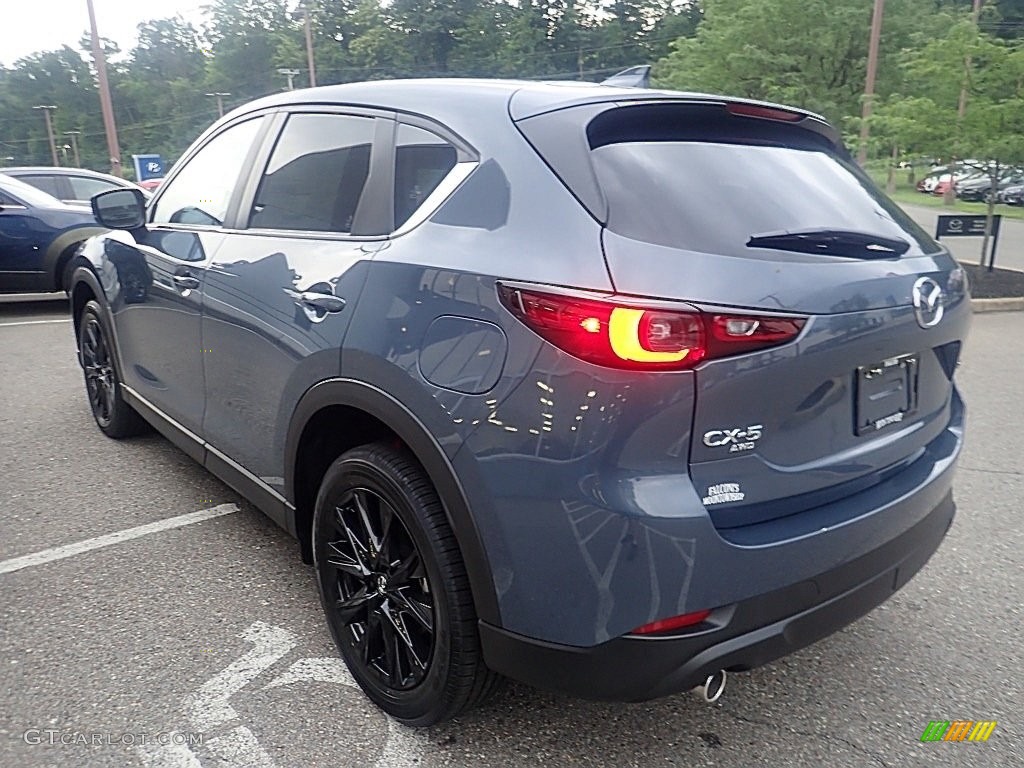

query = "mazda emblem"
[912, 276, 944, 329]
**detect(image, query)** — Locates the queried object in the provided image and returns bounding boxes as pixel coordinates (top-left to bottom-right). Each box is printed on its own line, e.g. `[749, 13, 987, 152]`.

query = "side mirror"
[92, 188, 147, 230]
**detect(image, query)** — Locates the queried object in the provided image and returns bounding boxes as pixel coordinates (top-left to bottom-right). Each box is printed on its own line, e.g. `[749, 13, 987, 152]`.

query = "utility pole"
[33, 105, 59, 166]
[301, 2, 317, 87]
[86, 0, 123, 177]
[64, 131, 82, 166]
[958, 0, 985, 119]
[857, 0, 886, 166]
[277, 68, 300, 91]
[206, 92, 231, 118]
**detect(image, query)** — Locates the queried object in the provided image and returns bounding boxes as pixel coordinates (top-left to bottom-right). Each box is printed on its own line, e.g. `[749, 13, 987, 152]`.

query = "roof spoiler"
[600, 66, 651, 89]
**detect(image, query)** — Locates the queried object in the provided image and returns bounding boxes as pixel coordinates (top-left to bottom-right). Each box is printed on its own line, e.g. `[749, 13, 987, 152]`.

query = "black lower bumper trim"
[480, 491, 955, 702]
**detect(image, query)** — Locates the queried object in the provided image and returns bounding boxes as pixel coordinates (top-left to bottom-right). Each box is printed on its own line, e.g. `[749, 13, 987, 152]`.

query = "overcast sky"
[0, 0, 210, 68]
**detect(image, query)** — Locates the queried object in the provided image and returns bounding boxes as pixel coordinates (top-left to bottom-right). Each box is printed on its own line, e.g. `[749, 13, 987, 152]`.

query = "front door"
[110, 117, 266, 437]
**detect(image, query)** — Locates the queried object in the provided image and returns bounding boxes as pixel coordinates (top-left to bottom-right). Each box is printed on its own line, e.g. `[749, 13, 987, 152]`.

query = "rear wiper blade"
[746, 228, 910, 259]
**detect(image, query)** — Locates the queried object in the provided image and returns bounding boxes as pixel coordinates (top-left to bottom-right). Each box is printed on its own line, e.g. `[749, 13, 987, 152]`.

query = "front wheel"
[313, 443, 501, 725]
[79, 300, 148, 438]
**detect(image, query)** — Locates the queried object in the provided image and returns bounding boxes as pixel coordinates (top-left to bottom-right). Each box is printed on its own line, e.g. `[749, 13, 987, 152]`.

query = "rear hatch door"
[520, 100, 969, 528]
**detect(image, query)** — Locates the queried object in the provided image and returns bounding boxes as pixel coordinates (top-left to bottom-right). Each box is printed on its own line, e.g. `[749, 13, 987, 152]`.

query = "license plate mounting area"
[855, 355, 918, 436]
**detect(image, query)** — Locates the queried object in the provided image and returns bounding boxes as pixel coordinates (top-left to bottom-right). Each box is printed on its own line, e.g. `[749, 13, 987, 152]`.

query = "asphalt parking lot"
[0, 295, 1021, 768]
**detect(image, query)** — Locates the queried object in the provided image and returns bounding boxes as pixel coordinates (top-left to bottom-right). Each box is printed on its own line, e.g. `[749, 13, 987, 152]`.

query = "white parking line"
[0, 504, 239, 575]
[137, 737, 204, 768]
[0, 318, 72, 327]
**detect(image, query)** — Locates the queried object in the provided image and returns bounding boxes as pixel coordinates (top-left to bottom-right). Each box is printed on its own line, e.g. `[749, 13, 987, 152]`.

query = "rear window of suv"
[536, 103, 940, 258]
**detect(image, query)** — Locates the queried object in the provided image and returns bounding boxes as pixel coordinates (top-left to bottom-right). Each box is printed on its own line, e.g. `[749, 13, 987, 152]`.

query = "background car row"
[0, 167, 155, 294]
[0, 172, 105, 293]
[915, 163, 1024, 203]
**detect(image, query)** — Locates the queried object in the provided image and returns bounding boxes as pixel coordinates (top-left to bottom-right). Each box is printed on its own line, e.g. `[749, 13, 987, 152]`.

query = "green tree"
[115, 18, 210, 166]
[903, 18, 1024, 258]
[203, 0, 297, 97]
[0, 47, 101, 166]
[861, 95, 951, 190]
[654, 0, 936, 127]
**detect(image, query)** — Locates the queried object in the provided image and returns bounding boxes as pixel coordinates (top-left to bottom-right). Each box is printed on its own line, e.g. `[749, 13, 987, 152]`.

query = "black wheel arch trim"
[45, 225, 106, 287]
[286, 378, 500, 626]
[68, 263, 121, 371]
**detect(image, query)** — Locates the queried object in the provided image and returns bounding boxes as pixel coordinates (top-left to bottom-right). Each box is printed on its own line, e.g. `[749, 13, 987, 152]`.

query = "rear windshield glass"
[587, 108, 940, 257]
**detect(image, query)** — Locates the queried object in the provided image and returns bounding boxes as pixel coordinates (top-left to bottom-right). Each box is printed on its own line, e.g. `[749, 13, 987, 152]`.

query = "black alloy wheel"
[78, 300, 148, 438]
[81, 311, 115, 428]
[326, 485, 435, 690]
[313, 443, 501, 725]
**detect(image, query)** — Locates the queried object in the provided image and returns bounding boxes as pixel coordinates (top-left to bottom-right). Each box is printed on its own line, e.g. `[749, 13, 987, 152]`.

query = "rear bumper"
[480, 489, 954, 701]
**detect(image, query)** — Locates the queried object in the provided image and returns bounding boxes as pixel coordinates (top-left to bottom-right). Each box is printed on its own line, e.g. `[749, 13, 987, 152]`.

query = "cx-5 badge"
[703, 424, 763, 452]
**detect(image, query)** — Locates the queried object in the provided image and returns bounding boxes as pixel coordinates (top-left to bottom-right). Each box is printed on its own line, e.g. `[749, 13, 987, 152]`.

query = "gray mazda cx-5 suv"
[71, 79, 969, 726]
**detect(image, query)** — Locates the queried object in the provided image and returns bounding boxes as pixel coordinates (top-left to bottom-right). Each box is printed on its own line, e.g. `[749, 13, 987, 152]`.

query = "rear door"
[199, 109, 389, 496]
[522, 100, 970, 527]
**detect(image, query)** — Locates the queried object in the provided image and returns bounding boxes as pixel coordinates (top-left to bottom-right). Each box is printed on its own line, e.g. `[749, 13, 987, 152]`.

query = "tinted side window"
[250, 113, 375, 233]
[394, 124, 457, 228]
[21, 174, 63, 198]
[152, 118, 262, 227]
[67, 176, 119, 201]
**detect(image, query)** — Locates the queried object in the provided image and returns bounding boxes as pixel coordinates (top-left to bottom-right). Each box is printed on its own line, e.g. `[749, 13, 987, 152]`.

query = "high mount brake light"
[726, 103, 803, 122]
[498, 285, 805, 370]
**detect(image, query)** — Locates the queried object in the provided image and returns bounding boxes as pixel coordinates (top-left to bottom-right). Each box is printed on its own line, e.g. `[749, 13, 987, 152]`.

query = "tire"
[78, 300, 149, 438]
[312, 443, 502, 726]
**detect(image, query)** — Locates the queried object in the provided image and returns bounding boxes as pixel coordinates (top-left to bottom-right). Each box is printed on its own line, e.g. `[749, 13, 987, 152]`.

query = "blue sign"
[132, 154, 165, 181]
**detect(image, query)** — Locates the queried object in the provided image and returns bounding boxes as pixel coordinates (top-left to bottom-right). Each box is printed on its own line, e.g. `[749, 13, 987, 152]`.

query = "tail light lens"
[498, 284, 805, 370]
[707, 314, 807, 358]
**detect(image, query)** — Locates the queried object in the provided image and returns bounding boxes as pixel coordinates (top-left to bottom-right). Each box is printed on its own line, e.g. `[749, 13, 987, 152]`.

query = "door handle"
[299, 291, 346, 313]
[172, 274, 201, 291]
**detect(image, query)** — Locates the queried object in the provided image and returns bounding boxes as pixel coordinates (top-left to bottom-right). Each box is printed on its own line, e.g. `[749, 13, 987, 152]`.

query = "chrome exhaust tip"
[695, 670, 727, 703]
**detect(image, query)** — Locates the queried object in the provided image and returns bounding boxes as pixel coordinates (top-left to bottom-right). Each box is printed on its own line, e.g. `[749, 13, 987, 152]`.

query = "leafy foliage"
[0, 0, 697, 172]
[0, 0, 1021, 176]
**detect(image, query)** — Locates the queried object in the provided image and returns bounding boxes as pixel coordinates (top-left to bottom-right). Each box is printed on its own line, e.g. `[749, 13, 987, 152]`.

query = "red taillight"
[707, 314, 806, 358]
[631, 609, 712, 635]
[726, 102, 803, 122]
[498, 285, 804, 370]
